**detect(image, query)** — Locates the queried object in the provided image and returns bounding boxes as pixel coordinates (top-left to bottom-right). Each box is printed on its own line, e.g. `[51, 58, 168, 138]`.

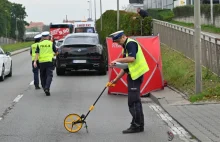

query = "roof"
[50, 22, 74, 25]
[66, 33, 98, 38]
[26, 22, 44, 29]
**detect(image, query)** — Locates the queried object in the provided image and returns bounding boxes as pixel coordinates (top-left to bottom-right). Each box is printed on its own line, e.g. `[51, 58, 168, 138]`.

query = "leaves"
[0, 0, 28, 40]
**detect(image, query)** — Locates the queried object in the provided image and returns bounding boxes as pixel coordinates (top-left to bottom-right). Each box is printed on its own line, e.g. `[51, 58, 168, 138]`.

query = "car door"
[4, 50, 11, 74]
[0, 48, 9, 74]
[0, 48, 5, 75]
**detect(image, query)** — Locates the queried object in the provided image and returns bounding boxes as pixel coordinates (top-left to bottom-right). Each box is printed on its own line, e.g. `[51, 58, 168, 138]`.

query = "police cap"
[109, 30, 124, 42]
[34, 34, 42, 39]
[41, 31, 50, 37]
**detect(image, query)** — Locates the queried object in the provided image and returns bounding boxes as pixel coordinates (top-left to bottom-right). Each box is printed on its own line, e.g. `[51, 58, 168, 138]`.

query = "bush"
[95, 10, 152, 44]
[173, 4, 220, 18]
[147, 9, 174, 21]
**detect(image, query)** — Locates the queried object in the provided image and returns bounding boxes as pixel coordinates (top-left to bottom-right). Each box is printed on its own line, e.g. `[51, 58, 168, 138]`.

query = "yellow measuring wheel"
[64, 82, 115, 133]
[64, 113, 83, 133]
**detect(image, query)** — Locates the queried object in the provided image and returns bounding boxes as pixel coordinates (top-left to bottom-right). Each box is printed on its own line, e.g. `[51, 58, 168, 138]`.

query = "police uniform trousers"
[127, 74, 144, 128]
[32, 60, 40, 87]
[39, 62, 54, 90]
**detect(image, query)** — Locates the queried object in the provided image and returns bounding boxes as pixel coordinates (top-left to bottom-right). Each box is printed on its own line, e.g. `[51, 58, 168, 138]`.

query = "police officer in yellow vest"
[33, 31, 58, 96]
[30, 34, 42, 89]
[109, 30, 149, 134]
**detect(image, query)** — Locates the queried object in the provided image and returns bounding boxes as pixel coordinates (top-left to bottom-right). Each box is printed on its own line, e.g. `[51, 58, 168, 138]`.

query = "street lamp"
[100, 0, 102, 31]
[15, 18, 19, 42]
[117, 0, 119, 30]
[4, 10, 8, 43]
[94, 0, 97, 21]
[87, 9, 90, 18]
[88, 0, 92, 19]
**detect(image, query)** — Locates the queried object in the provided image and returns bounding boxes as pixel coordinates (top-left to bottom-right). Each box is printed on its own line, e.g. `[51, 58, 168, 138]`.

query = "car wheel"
[0, 65, 5, 81]
[8, 61, 12, 77]
[56, 68, 65, 76]
[99, 64, 107, 75]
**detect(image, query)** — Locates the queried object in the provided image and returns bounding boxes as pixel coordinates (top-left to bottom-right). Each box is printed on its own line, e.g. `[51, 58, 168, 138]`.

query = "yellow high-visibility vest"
[38, 40, 54, 63]
[123, 38, 149, 80]
[31, 43, 38, 61]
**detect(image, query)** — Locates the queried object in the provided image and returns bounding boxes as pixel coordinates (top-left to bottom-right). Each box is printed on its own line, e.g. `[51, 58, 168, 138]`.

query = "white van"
[73, 21, 96, 33]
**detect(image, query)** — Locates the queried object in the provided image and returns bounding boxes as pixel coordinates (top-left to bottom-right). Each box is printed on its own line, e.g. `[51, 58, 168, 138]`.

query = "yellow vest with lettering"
[123, 38, 149, 80]
[38, 40, 54, 63]
[31, 43, 38, 61]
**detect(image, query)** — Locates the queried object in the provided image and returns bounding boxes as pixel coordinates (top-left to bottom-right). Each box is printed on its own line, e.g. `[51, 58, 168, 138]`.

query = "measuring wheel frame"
[64, 82, 115, 133]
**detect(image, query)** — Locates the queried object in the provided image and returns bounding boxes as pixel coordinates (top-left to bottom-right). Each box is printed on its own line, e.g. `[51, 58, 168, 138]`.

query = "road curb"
[11, 47, 30, 56]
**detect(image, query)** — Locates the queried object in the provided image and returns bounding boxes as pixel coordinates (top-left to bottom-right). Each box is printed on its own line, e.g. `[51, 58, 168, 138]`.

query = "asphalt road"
[0, 51, 191, 142]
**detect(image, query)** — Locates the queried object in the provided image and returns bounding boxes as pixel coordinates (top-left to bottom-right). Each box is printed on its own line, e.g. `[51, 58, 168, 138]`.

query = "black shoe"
[122, 126, 141, 134]
[44, 89, 50, 96]
[35, 86, 41, 90]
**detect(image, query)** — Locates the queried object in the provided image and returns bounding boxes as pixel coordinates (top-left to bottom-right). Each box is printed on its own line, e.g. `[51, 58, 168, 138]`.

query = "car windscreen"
[56, 41, 63, 47]
[75, 27, 95, 33]
[64, 36, 98, 45]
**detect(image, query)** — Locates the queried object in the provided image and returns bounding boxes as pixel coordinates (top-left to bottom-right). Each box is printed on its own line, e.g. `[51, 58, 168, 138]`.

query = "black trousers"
[39, 62, 54, 90]
[32, 61, 40, 87]
[127, 74, 144, 127]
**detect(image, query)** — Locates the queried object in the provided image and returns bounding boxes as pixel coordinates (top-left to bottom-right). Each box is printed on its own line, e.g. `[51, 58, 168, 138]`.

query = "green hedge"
[95, 10, 152, 44]
[147, 9, 174, 21]
[173, 4, 220, 18]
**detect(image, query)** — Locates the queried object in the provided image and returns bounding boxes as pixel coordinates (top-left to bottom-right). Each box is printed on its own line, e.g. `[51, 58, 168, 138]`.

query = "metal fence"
[0, 37, 16, 46]
[153, 19, 220, 76]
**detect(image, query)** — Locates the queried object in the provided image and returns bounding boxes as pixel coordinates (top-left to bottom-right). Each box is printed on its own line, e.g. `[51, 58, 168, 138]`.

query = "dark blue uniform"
[35, 41, 56, 95]
[122, 38, 144, 132]
[138, 9, 148, 19]
[30, 48, 40, 89]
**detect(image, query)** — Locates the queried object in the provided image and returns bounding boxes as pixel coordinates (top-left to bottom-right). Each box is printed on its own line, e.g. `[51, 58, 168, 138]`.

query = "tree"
[0, 0, 28, 40]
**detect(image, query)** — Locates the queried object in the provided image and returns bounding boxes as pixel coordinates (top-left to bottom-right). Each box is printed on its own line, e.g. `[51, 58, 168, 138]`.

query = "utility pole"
[194, 0, 202, 94]
[90, 0, 93, 19]
[100, 0, 102, 31]
[210, 0, 214, 25]
[117, 0, 119, 30]
[94, 0, 96, 21]
[15, 18, 18, 41]
[88, 9, 90, 18]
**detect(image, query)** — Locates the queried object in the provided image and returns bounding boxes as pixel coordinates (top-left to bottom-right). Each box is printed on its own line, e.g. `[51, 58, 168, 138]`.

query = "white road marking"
[13, 94, 23, 103]
[0, 117, 2, 121]
[148, 102, 198, 142]
[29, 80, 34, 86]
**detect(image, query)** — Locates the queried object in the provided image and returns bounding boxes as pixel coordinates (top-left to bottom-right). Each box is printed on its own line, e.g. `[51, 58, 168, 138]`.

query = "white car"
[0, 47, 12, 81]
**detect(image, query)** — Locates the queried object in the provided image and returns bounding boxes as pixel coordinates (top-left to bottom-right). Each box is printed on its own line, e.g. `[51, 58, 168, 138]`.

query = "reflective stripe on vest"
[124, 38, 149, 80]
[31, 43, 38, 61]
[38, 40, 54, 63]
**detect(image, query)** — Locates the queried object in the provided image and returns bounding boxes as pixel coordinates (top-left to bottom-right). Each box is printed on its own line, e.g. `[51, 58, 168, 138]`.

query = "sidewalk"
[150, 87, 220, 142]
[11, 47, 30, 56]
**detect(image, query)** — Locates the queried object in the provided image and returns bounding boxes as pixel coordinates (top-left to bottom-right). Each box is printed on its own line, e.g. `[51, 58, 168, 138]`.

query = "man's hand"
[109, 59, 118, 68]
[33, 61, 37, 68]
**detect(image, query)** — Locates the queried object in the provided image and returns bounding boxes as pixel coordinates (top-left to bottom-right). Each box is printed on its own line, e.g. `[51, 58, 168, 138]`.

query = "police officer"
[109, 30, 150, 134]
[30, 34, 42, 90]
[33, 31, 58, 96]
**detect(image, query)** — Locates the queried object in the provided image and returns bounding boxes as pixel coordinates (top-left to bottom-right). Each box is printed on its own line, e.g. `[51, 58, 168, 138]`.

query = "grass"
[1, 41, 34, 52]
[161, 44, 220, 103]
[170, 20, 220, 34]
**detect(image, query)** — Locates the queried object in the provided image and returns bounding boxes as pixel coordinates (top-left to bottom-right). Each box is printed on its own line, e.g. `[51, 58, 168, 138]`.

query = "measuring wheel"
[64, 113, 83, 133]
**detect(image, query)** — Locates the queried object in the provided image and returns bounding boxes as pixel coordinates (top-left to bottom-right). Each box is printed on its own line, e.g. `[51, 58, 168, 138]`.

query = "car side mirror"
[5, 51, 11, 56]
